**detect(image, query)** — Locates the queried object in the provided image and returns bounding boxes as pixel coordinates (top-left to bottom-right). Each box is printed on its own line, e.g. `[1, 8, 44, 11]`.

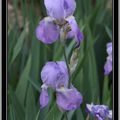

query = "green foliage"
[8, 0, 112, 119]
[44, 103, 63, 120]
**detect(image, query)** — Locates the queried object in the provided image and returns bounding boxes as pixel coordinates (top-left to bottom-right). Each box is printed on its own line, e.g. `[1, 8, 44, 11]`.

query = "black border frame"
[114, 0, 118, 119]
[2, 0, 7, 119]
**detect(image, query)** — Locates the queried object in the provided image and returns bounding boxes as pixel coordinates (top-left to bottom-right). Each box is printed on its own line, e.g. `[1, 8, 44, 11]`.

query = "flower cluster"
[36, 0, 83, 111]
[86, 103, 112, 120]
[40, 61, 83, 110]
[36, 0, 84, 47]
[104, 42, 112, 75]
[35, 0, 113, 118]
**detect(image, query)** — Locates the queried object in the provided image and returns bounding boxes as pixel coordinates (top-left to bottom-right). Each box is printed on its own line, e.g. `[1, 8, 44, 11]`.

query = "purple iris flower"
[86, 103, 112, 120]
[39, 61, 83, 110]
[36, 0, 84, 47]
[104, 42, 112, 75]
[41, 61, 69, 89]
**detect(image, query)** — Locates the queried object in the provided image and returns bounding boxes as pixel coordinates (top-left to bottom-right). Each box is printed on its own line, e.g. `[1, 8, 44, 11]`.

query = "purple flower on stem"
[39, 61, 83, 110]
[86, 103, 112, 120]
[35, 0, 84, 47]
[104, 42, 112, 75]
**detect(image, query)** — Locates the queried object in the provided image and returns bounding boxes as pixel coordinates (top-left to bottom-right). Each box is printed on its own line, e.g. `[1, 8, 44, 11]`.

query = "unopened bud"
[70, 48, 79, 74]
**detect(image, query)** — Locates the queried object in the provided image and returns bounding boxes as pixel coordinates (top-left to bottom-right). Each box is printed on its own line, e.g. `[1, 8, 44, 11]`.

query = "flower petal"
[41, 61, 69, 89]
[104, 42, 112, 75]
[44, 0, 76, 20]
[56, 86, 83, 110]
[63, 0, 76, 18]
[104, 58, 112, 75]
[108, 110, 112, 120]
[36, 17, 60, 44]
[96, 115, 103, 120]
[44, 0, 64, 20]
[66, 16, 84, 47]
[86, 103, 110, 120]
[86, 103, 93, 113]
[40, 88, 49, 108]
[106, 42, 112, 55]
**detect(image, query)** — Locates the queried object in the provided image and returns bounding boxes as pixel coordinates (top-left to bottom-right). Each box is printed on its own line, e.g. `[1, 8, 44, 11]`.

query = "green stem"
[65, 112, 68, 120]
[62, 45, 71, 88]
[35, 109, 40, 120]
[86, 114, 90, 120]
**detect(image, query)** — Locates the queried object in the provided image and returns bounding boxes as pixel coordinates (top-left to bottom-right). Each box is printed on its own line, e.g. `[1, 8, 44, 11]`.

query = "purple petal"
[40, 88, 49, 108]
[44, 0, 76, 20]
[106, 42, 112, 55]
[56, 86, 83, 110]
[67, 31, 75, 39]
[41, 61, 69, 89]
[104, 42, 112, 75]
[63, 0, 76, 18]
[108, 110, 112, 120]
[104, 58, 112, 75]
[44, 0, 64, 20]
[92, 105, 109, 118]
[86, 103, 110, 120]
[86, 103, 93, 113]
[66, 16, 84, 47]
[35, 17, 60, 44]
[96, 115, 103, 120]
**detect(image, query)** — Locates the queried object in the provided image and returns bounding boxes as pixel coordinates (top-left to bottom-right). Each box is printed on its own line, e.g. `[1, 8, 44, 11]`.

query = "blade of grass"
[15, 53, 31, 106]
[44, 103, 63, 120]
[10, 24, 28, 64]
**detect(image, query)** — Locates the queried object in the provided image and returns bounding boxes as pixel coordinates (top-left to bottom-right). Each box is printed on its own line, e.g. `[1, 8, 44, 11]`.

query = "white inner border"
[0, 0, 1, 119]
[118, 0, 120, 119]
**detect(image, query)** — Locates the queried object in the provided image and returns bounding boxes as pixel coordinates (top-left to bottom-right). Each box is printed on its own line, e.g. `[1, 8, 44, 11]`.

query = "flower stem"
[86, 114, 90, 120]
[94, 117, 98, 120]
[35, 109, 40, 120]
[62, 45, 71, 88]
[65, 112, 68, 120]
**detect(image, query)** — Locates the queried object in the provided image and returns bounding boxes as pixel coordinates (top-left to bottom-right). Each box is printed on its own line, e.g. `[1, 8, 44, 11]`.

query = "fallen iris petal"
[56, 86, 83, 110]
[35, 17, 60, 44]
[66, 16, 84, 47]
[40, 88, 49, 108]
[41, 61, 69, 89]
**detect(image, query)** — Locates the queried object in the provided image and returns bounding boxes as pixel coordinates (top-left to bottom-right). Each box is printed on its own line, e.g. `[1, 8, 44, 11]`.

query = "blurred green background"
[8, 0, 112, 120]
